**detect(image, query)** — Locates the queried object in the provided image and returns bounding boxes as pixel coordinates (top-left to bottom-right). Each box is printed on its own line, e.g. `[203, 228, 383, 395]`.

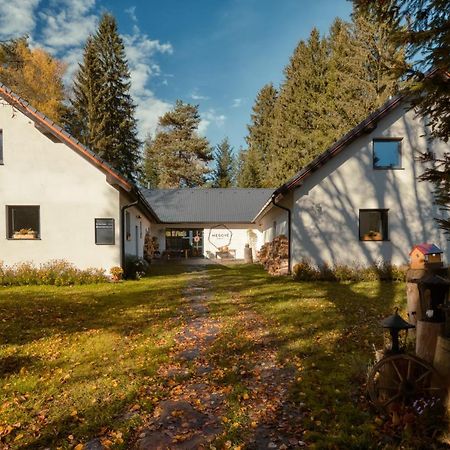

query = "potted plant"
[13, 228, 37, 239]
[110, 266, 124, 282]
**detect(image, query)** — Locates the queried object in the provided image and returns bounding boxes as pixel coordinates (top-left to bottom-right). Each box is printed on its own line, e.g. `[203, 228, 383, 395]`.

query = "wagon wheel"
[367, 353, 446, 410]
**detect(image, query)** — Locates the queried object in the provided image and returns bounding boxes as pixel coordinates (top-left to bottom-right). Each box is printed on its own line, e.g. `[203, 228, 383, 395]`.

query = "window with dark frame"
[139, 221, 142, 239]
[95, 218, 115, 245]
[7, 206, 40, 239]
[359, 209, 389, 241]
[373, 139, 402, 169]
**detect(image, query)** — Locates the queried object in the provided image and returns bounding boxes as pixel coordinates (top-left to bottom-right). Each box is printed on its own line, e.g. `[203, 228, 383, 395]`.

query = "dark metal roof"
[142, 188, 274, 223]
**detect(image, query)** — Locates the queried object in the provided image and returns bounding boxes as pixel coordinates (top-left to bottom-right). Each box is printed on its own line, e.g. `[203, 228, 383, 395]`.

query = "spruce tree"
[211, 138, 235, 188]
[245, 83, 277, 187]
[143, 100, 212, 188]
[236, 147, 262, 188]
[68, 13, 140, 180]
[268, 29, 329, 186]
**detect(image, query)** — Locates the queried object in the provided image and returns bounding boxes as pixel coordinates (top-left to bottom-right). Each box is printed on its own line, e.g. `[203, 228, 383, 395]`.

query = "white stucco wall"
[154, 223, 264, 260]
[289, 104, 449, 268]
[257, 196, 290, 243]
[120, 195, 153, 260]
[0, 102, 124, 270]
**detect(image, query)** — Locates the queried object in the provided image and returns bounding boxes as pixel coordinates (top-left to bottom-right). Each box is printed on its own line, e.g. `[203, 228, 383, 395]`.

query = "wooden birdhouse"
[409, 243, 443, 270]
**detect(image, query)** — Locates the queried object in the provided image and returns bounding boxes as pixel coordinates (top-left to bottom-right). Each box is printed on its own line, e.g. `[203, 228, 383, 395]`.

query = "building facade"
[255, 98, 450, 269]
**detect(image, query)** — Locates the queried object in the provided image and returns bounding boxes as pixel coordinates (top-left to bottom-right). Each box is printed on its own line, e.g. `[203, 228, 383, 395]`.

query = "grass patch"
[206, 264, 446, 448]
[0, 265, 190, 449]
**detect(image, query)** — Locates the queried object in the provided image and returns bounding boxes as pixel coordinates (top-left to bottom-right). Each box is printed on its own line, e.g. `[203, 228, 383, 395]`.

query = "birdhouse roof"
[410, 243, 443, 256]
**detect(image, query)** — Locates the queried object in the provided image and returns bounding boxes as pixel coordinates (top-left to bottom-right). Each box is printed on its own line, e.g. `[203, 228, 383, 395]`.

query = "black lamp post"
[381, 308, 415, 354]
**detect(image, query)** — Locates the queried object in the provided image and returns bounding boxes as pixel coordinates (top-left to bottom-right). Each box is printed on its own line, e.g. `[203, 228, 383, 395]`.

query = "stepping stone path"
[135, 275, 224, 449]
[133, 271, 306, 449]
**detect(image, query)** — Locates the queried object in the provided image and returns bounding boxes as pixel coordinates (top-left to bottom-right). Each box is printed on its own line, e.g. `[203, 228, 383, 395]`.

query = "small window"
[139, 221, 142, 239]
[7, 206, 40, 239]
[95, 218, 115, 245]
[0, 130, 3, 164]
[359, 209, 388, 241]
[373, 139, 402, 169]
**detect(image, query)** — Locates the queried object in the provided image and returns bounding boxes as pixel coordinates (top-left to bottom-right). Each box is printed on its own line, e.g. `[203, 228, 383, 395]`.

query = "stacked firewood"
[258, 235, 289, 275]
[144, 233, 159, 261]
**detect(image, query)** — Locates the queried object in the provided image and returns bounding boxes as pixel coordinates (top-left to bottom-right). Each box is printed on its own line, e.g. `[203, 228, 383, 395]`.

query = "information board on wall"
[95, 218, 115, 245]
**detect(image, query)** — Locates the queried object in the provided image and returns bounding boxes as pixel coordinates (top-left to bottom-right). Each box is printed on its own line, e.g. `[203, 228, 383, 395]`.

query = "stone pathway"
[135, 275, 224, 449]
[133, 271, 305, 449]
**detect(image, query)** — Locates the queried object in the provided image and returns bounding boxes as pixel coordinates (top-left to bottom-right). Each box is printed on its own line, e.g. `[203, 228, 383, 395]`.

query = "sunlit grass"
[0, 267, 189, 449]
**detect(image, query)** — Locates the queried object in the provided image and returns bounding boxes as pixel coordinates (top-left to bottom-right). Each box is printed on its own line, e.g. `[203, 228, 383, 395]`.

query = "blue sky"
[0, 0, 352, 151]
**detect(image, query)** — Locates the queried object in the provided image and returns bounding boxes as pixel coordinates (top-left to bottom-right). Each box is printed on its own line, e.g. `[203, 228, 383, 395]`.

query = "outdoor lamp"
[381, 308, 415, 354]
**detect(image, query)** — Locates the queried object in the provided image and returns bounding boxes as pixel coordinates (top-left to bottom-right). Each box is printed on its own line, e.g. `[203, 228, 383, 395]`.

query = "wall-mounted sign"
[95, 218, 115, 245]
[208, 224, 232, 249]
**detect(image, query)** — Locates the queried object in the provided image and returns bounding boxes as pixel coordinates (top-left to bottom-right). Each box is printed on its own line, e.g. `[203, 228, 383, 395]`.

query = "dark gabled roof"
[274, 94, 405, 197]
[0, 83, 160, 222]
[142, 188, 274, 223]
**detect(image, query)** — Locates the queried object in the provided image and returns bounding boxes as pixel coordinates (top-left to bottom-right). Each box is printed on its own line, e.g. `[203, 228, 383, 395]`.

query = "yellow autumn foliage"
[0, 40, 66, 122]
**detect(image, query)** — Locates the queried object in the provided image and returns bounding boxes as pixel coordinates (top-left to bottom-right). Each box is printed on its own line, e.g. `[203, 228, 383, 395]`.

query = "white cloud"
[122, 28, 173, 139]
[199, 109, 226, 135]
[190, 89, 209, 101]
[0, 0, 173, 139]
[39, 0, 97, 50]
[125, 6, 137, 23]
[232, 98, 242, 108]
[0, 0, 41, 39]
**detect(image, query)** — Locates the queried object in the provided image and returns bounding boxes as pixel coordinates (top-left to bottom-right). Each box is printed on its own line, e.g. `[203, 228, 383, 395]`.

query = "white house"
[142, 188, 273, 260]
[255, 96, 450, 269]
[0, 83, 159, 271]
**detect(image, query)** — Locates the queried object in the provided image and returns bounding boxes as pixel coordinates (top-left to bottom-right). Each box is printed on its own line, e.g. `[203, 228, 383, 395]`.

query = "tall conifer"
[211, 138, 235, 188]
[245, 83, 277, 187]
[68, 13, 140, 180]
[144, 100, 212, 188]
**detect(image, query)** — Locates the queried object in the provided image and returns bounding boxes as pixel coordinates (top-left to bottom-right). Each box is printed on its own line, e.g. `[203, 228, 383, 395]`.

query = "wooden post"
[416, 320, 445, 363]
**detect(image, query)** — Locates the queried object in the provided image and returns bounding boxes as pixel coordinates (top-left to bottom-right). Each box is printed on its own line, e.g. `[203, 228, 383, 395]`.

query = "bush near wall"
[0, 260, 108, 286]
[292, 259, 407, 282]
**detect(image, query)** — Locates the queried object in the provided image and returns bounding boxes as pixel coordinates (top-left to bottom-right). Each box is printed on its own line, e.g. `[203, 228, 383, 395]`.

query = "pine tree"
[211, 138, 235, 188]
[67, 13, 140, 180]
[143, 135, 160, 188]
[143, 100, 212, 188]
[67, 37, 101, 148]
[236, 147, 262, 188]
[268, 29, 329, 186]
[246, 83, 277, 187]
[0, 38, 66, 121]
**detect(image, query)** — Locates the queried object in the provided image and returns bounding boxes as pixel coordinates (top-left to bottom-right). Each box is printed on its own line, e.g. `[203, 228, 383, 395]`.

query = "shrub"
[123, 256, 150, 280]
[292, 259, 406, 282]
[0, 259, 108, 286]
[110, 266, 124, 281]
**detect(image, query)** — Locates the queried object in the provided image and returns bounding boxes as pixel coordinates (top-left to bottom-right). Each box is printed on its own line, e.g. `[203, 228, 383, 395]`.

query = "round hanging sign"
[193, 235, 200, 243]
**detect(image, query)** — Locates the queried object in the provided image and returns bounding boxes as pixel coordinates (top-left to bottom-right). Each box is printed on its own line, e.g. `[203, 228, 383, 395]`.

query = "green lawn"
[0, 263, 446, 449]
[205, 264, 447, 449]
[0, 266, 190, 449]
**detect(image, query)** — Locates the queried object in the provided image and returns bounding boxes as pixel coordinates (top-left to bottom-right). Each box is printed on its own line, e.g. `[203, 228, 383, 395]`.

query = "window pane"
[360, 210, 388, 241]
[95, 218, 115, 245]
[373, 140, 401, 169]
[7, 206, 40, 239]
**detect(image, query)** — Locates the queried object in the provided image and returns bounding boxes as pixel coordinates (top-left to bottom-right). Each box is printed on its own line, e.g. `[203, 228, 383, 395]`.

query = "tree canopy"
[0, 38, 66, 122]
[67, 13, 140, 180]
[211, 138, 235, 188]
[143, 100, 212, 188]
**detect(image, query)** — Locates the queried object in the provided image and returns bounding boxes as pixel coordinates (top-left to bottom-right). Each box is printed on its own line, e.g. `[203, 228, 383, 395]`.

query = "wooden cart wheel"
[367, 353, 446, 410]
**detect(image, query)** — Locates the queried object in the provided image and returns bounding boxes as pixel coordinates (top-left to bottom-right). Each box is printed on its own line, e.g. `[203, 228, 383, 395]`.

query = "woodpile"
[258, 235, 289, 276]
[144, 232, 159, 261]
